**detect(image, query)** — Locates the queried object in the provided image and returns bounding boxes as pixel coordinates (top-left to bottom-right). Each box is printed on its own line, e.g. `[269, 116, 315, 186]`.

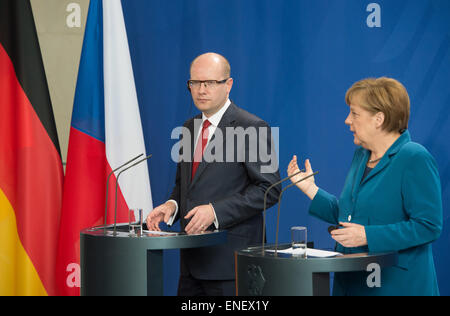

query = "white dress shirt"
[165, 99, 232, 229]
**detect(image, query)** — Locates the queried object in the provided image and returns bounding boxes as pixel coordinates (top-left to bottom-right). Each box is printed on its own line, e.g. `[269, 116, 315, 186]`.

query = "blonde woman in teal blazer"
[288, 77, 442, 296]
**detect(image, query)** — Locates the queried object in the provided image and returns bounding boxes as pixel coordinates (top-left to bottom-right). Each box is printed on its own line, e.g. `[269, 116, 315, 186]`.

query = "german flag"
[0, 0, 63, 296]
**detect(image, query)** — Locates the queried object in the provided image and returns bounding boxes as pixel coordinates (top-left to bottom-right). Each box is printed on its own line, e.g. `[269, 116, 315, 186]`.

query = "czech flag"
[0, 0, 64, 295]
[56, 0, 153, 296]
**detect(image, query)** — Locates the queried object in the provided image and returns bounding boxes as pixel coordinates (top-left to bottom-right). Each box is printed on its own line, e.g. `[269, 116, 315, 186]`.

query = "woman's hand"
[287, 155, 319, 200]
[331, 222, 368, 248]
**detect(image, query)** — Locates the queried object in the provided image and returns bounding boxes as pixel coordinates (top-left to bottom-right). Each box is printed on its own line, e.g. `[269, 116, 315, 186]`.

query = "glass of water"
[291, 226, 307, 258]
[129, 208, 143, 237]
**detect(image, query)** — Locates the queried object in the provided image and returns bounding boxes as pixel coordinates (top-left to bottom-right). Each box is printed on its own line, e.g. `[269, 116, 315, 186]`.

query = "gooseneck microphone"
[113, 154, 153, 235]
[274, 171, 319, 255]
[104, 153, 144, 230]
[262, 169, 305, 252]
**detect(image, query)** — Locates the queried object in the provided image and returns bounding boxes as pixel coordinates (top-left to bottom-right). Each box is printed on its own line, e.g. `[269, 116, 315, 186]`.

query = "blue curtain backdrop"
[121, 0, 450, 295]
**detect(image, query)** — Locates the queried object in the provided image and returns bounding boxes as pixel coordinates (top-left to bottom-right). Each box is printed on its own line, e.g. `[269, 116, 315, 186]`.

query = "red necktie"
[192, 119, 211, 180]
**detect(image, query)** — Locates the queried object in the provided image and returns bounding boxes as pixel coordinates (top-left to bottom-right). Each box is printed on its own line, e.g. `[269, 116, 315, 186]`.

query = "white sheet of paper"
[267, 247, 342, 257]
[142, 230, 179, 236]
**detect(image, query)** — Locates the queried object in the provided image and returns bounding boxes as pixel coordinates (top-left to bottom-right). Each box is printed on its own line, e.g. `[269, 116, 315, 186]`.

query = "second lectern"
[236, 244, 397, 296]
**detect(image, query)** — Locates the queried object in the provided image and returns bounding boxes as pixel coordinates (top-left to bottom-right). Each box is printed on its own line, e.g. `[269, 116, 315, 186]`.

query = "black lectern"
[235, 244, 397, 296]
[80, 224, 226, 296]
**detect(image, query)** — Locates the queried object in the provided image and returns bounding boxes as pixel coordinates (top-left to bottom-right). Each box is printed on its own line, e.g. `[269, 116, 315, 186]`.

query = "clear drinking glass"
[129, 208, 143, 237]
[291, 226, 307, 258]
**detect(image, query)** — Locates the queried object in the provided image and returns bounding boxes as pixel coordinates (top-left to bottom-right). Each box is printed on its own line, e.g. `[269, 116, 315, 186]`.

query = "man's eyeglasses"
[187, 78, 229, 90]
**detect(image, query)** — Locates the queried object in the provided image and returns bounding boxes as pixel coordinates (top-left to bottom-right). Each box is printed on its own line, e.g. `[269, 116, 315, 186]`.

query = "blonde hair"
[345, 77, 410, 133]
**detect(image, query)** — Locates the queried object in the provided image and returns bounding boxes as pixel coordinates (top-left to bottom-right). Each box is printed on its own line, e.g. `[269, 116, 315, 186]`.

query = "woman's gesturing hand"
[287, 155, 319, 200]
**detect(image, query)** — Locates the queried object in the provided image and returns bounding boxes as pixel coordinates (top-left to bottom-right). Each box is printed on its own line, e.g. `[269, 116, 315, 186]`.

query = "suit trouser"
[177, 274, 236, 296]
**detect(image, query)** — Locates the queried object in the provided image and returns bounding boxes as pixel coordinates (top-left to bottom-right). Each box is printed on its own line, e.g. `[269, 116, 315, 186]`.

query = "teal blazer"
[309, 131, 442, 296]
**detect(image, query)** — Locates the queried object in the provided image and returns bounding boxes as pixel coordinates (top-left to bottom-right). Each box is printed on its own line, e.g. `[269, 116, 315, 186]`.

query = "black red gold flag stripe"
[0, 0, 63, 296]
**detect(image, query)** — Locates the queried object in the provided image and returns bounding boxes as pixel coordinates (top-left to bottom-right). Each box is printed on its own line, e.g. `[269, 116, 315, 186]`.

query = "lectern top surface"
[80, 224, 227, 250]
[236, 243, 398, 272]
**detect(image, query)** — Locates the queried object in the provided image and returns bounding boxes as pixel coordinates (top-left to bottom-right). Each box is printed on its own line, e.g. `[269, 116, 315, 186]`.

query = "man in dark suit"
[146, 52, 281, 296]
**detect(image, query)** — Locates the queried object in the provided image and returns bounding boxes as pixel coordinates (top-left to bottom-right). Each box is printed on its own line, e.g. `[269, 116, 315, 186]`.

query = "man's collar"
[202, 99, 231, 126]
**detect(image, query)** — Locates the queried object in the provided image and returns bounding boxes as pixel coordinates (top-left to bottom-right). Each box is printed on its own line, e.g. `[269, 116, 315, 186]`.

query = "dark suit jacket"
[169, 102, 281, 280]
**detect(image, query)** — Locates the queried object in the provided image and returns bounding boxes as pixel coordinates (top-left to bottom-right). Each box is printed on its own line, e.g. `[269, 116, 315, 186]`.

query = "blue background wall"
[120, 0, 450, 295]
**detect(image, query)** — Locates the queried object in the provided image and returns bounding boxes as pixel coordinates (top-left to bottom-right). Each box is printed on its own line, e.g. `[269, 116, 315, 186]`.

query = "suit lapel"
[190, 103, 238, 187]
[360, 154, 390, 186]
[185, 115, 201, 186]
[352, 150, 369, 199]
[359, 130, 412, 186]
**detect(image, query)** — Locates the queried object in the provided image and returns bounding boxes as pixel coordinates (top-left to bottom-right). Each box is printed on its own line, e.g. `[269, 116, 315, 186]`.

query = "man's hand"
[146, 201, 176, 231]
[184, 204, 216, 235]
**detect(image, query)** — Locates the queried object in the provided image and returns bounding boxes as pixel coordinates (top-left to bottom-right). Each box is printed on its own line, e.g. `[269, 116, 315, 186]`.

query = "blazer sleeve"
[307, 147, 363, 225]
[308, 188, 340, 225]
[365, 148, 443, 253]
[168, 160, 182, 223]
[167, 119, 193, 224]
[212, 121, 281, 229]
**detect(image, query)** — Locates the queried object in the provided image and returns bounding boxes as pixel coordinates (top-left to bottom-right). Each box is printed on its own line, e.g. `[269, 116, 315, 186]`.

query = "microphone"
[274, 171, 319, 255]
[262, 169, 305, 252]
[113, 154, 153, 235]
[103, 153, 144, 230]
